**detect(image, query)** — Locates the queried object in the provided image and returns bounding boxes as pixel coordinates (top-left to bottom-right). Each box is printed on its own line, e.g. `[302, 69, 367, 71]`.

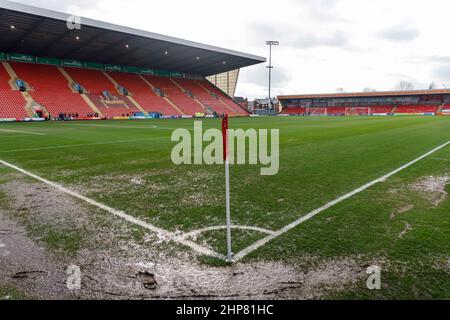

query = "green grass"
[0, 116, 449, 298]
[29, 224, 84, 256]
[0, 286, 28, 300]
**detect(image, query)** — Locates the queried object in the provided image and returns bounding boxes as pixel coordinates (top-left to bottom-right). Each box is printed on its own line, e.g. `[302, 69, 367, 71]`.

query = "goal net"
[345, 107, 370, 116]
[307, 108, 327, 116]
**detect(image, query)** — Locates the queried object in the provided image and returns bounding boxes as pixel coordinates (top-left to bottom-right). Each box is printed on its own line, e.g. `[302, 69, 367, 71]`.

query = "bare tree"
[397, 81, 415, 91]
[363, 87, 377, 92]
[336, 88, 346, 93]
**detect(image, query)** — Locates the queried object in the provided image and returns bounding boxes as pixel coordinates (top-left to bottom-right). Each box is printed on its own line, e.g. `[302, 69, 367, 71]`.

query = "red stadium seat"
[370, 106, 394, 114]
[10, 62, 93, 117]
[64, 67, 140, 117]
[197, 80, 249, 115]
[282, 107, 306, 115]
[143, 75, 205, 115]
[173, 78, 236, 115]
[0, 63, 28, 120]
[109, 72, 182, 116]
[395, 105, 438, 114]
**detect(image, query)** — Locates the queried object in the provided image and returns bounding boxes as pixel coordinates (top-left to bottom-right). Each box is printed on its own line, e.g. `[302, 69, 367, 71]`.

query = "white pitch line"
[61, 123, 179, 130]
[0, 137, 166, 154]
[233, 140, 450, 261]
[181, 225, 275, 240]
[0, 129, 46, 136]
[0, 159, 224, 260]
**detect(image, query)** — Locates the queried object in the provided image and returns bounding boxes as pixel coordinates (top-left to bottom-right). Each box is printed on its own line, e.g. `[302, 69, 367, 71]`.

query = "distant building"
[234, 96, 249, 110]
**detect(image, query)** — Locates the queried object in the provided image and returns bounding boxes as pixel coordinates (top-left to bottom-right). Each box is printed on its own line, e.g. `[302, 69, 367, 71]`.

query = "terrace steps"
[169, 78, 208, 114]
[138, 74, 185, 116]
[196, 79, 247, 115]
[80, 94, 104, 116]
[143, 75, 204, 115]
[103, 72, 148, 115]
[22, 92, 44, 117]
[1, 62, 20, 90]
[164, 97, 185, 116]
[0, 62, 31, 119]
[57, 67, 79, 93]
[173, 78, 229, 115]
[58, 67, 103, 116]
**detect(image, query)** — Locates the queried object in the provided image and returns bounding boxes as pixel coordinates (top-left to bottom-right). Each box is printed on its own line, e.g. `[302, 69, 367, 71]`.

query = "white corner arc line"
[233, 140, 450, 261]
[181, 225, 275, 240]
[0, 129, 46, 136]
[0, 159, 224, 260]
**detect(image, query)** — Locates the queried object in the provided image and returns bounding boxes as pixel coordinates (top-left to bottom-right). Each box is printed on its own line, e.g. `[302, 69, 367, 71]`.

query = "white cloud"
[10, 0, 450, 98]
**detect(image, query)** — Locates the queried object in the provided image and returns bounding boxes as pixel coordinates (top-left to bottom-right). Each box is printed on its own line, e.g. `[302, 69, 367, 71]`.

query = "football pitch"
[1, 116, 449, 299]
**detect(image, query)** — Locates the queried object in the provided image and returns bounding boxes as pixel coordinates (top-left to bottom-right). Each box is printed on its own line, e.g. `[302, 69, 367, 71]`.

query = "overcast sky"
[10, 0, 450, 99]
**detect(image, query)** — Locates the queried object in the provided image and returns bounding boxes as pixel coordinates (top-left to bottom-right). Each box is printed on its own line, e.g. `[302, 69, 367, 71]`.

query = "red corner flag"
[222, 114, 229, 161]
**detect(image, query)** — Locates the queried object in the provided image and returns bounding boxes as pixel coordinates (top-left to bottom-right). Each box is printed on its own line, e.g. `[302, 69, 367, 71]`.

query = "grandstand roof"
[0, 0, 265, 76]
[279, 89, 450, 100]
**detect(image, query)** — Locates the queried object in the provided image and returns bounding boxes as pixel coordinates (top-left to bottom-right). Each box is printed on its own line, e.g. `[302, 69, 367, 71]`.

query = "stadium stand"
[198, 80, 248, 115]
[143, 75, 206, 115]
[0, 63, 28, 120]
[326, 107, 346, 115]
[395, 105, 438, 114]
[0, 1, 265, 121]
[0, 61, 251, 120]
[109, 72, 182, 116]
[345, 107, 370, 116]
[307, 108, 327, 116]
[64, 67, 140, 117]
[281, 107, 306, 115]
[173, 78, 233, 115]
[370, 106, 394, 114]
[10, 62, 93, 118]
[278, 91, 450, 117]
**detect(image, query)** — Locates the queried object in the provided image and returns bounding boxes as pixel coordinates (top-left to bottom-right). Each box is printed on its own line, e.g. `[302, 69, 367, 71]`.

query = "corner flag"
[222, 115, 232, 262]
[222, 114, 229, 161]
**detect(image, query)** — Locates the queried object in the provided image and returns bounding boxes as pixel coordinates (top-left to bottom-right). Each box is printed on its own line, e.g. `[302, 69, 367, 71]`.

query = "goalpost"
[306, 108, 327, 116]
[345, 107, 371, 116]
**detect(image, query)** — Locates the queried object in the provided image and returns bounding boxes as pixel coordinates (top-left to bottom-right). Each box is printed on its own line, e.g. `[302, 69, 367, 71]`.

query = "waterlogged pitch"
[0, 116, 449, 298]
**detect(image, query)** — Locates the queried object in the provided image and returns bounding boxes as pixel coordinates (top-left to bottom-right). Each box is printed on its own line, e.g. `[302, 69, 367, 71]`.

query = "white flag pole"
[223, 115, 233, 262]
[225, 155, 232, 262]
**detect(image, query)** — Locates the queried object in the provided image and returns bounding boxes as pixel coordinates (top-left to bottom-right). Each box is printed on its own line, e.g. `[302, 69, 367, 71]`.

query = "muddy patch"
[398, 222, 413, 239]
[390, 204, 414, 220]
[72, 255, 370, 300]
[73, 173, 168, 195]
[0, 178, 370, 299]
[410, 175, 449, 207]
[0, 209, 73, 299]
